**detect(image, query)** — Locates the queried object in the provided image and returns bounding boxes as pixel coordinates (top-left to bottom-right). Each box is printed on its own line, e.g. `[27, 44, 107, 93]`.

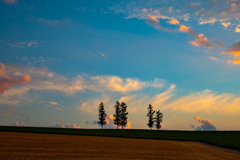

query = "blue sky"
[1, 0, 240, 130]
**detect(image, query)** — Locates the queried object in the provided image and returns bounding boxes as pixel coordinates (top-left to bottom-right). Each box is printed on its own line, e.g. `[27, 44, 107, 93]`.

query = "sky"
[1, 0, 240, 130]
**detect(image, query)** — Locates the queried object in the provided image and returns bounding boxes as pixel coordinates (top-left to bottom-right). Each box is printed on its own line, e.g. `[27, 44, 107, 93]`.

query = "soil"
[0, 131, 239, 160]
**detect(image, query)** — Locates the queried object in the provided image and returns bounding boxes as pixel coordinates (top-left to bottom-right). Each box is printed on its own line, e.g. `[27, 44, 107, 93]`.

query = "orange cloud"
[12, 122, 27, 127]
[167, 19, 180, 25]
[222, 42, 240, 56]
[235, 25, 240, 33]
[189, 34, 214, 49]
[233, 58, 240, 64]
[173, 115, 178, 119]
[221, 22, 231, 28]
[179, 25, 197, 35]
[209, 56, 219, 61]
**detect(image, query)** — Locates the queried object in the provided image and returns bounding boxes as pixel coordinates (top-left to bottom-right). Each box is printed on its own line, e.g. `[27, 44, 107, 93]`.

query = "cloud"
[189, 34, 214, 49]
[146, 15, 172, 32]
[215, 40, 224, 48]
[4, 0, 18, 4]
[189, 122, 195, 128]
[173, 115, 178, 119]
[115, 84, 176, 114]
[12, 122, 27, 127]
[190, 3, 200, 7]
[221, 22, 231, 29]
[236, 25, 240, 33]
[51, 123, 81, 129]
[0, 63, 7, 76]
[179, 25, 197, 35]
[99, 52, 107, 58]
[209, 56, 219, 61]
[192, 116, 216, 131]
[49, 101, 58, 105]
[233, 58, 240, 64]
[198, 17, 217, 25]
[163, 89, 240, 115]
[0, 68, 31, 94]
[0, 63, 166, 106]
[142, 8, 148, 12]
[8, 41, 39, 48]
[80, 96, 110, 115]
[38, 18, 59, 26]
[222, 42, 240, 56]
[167, 19, 180, 25]
[153, 123, 167, 130]
[77, 7, 87, 12]
[85, 121, 98, 125]
[109, 0, 240, 29]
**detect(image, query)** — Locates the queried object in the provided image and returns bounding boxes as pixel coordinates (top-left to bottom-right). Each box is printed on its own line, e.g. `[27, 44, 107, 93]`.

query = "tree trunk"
[102, 125, 103, 129]
[122, 125, 123, 129]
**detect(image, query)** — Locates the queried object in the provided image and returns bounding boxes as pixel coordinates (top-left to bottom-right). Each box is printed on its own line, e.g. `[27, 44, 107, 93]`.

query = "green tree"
[113, 101, 121, 129]
[120, 102, 128, 129]
[98, 102, 107, 129]
[146, 104, 155, 130]
[155, 110, 163, 130]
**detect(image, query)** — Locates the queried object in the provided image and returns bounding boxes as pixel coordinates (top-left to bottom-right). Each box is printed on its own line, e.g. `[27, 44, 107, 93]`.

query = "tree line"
[98, 101, 163, 130]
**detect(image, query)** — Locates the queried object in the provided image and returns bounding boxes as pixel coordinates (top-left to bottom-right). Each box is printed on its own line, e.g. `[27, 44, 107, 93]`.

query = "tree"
[98, 102, 107, 129]
[146, 104, 155, 130]
[120, 102, 128, 129]
[113, 101, 121, 129]
[155, 110, 163, 130]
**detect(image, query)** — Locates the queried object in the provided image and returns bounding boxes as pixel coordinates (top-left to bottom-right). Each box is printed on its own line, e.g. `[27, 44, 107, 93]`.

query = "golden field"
[0, 131, 239, 160]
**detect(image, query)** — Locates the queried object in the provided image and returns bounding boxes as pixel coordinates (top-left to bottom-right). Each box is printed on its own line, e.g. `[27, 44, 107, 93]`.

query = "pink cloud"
[0, 63, 31, 94]
[0, 74, 31, 94]
[4, 0, 18, 4]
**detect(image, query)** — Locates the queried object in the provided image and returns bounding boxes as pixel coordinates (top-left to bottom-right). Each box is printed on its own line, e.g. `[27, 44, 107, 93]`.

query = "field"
[1, 131, 240, 160]
[1, 126, 240, 151]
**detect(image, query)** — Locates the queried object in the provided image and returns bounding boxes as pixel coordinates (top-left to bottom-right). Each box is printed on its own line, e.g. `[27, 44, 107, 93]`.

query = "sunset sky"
[1, 0, 240, 130]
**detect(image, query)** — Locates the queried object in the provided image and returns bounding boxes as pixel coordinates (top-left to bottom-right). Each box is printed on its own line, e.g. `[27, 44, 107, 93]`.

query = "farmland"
[1, 126, 240, 151]
[1, 131, 240, 160]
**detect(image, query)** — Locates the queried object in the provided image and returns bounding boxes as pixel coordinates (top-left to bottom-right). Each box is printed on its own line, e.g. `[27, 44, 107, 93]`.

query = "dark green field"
[1, 126, 240, 151]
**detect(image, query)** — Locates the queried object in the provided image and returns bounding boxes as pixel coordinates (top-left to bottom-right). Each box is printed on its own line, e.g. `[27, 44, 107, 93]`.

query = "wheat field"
[0, 131, 239, 160]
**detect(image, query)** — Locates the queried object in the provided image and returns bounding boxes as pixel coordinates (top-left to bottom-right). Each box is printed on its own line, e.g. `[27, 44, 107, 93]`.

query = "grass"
[1, 126, 240, 151]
